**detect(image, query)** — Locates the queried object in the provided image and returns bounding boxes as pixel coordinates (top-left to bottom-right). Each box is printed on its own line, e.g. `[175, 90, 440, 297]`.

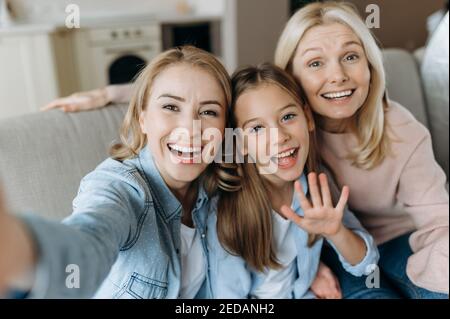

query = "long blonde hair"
[111, 46, 232, 161]
[275, 1, 390, 169]
[212, 63, 318, 272]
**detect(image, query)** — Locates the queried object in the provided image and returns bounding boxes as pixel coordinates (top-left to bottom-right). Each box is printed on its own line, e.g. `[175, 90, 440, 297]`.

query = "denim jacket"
[206, 173, 380, 299]
[20, 146, 212, 299]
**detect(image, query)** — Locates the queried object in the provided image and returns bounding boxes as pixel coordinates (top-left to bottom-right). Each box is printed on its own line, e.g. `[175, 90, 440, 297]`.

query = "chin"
[277, 168, 303, 183]
[170, 165, 205, 183]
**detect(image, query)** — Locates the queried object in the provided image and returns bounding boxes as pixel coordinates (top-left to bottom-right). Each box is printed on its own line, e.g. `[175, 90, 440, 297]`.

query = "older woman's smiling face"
[292, 23, 371, 132]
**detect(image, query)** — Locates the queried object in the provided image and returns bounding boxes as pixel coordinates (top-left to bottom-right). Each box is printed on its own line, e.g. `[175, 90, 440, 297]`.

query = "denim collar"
[137, 145, 209, 221]
[291, 173, 309, 215]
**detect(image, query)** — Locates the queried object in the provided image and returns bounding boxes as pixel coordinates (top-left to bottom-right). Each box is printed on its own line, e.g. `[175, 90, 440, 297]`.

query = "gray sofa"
[0, 49, 448, 220]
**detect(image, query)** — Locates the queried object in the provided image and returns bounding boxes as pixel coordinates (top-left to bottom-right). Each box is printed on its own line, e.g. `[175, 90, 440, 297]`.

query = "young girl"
[0, 46, 231, 298]
[275, 1, 449, 298]
[204, 63, 379, 299]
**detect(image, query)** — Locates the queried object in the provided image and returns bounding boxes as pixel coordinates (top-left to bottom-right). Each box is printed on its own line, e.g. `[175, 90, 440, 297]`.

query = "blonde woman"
[274, 1, 448, 298]
[0, 46, 231, 298]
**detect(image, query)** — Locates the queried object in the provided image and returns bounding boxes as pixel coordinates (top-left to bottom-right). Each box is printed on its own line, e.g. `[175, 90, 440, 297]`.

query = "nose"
[329, 61, 349, 84]
[273, 125, 290, 146]
[173, 111, 202, 143]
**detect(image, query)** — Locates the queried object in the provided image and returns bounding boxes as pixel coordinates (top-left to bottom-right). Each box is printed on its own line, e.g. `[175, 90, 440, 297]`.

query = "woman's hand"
[0, 187, 13, 295]
[310, 262, 342, 299]
[280, 172, 349, 238]
[0, 187, 36, 297]
[41, 88, 110, 113]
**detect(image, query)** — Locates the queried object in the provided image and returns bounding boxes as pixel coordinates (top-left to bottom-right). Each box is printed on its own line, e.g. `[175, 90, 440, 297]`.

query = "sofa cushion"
[421, 13, 449, 178]
[382, 48, 429, 128]
[0, 104, 127, 220]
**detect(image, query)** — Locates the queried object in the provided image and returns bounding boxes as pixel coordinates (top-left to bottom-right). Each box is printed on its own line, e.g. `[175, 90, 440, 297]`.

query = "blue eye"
[282, 113, 296, 122]
[250, 125, 264, 133]
[163, 104, 179, 112]
[309, 61, 322, 68]
[200, 110, 218, 117]
[345, 54, 359, 62]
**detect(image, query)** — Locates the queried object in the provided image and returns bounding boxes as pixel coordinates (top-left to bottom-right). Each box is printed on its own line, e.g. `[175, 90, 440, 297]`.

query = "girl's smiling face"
[235, 83, 313, 185]
[139, 63, 226, 190]
[292, 23, 371, 131]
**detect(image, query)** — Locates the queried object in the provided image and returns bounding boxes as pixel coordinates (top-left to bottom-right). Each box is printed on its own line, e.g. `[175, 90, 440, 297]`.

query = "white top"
[250, 211, 298, 299]
[179, 223, 207, 298]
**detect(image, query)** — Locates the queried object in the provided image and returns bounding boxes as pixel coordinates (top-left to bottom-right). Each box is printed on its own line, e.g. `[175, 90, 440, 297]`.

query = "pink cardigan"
[318, 101, 449, 294]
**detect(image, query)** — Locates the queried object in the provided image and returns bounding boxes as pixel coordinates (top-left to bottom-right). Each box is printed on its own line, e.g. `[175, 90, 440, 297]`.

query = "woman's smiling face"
[139, 63, 226, 189]
[235, 83, 312, 184]
[292, 22, 371, 131]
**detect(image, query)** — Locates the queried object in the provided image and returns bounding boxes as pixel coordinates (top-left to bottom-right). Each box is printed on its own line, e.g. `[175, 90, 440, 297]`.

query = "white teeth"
[323, 90, 353, 99]
[169, 144, 202, 153]
[276, 149, 296, 158]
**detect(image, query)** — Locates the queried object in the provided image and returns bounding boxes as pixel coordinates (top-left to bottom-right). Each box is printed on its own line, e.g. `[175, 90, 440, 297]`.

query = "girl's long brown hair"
[212, 63, 319, 272]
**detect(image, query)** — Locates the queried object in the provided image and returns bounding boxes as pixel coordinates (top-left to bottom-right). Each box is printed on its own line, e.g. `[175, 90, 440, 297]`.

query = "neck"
[170, 184, 190, 203]
[170, 182, 198, 228]
[263, 177, 294, 213]
[318, 115, 350, 133]
[153, 157, 192, 204]
[155, 161, 197, 227]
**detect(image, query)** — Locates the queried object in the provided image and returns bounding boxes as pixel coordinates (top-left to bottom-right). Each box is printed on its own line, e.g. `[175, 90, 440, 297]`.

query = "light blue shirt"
[206, 174, 379, 299]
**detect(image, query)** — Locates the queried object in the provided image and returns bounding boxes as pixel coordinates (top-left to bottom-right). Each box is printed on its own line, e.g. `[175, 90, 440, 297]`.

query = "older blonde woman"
[274, 1, 448, 299]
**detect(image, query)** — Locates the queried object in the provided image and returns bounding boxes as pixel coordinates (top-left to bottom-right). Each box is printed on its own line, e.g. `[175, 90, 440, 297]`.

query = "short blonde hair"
[275, 1, 390, 169]
[111, 46, 232, 161]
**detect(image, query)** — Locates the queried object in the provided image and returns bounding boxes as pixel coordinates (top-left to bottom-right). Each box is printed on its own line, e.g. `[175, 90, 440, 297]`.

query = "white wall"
[220, 0, 290, 72]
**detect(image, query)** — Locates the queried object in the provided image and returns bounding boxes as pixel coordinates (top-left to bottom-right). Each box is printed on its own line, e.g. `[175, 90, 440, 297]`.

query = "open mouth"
[167, 143, 202, 163]
[271, 147, 299, 168]
[321, 89, 355, 101]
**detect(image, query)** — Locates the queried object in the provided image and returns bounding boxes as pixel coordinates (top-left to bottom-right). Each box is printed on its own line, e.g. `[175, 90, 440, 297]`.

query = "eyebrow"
[343, 40, 363, 48]
[158, 94, 224, 108]
[301, 40, 363, 56]
[301, 47, 322, 56]
[241, 103, 297, 128]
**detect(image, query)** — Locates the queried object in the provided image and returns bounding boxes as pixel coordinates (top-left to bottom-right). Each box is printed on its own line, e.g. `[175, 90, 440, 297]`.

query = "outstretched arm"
[41, 84, 133, 113]
[0, 188, 36, 297]
[0, 170, 144, 298]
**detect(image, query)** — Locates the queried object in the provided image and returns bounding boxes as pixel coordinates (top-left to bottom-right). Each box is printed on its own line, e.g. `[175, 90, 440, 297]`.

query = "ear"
[304, 104, 315, 132]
